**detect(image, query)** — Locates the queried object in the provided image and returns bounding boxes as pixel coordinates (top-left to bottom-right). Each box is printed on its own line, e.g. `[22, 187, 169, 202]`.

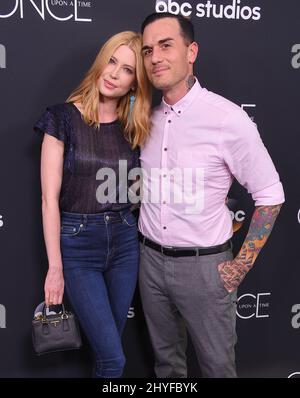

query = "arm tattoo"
[219, 204, 282, 292]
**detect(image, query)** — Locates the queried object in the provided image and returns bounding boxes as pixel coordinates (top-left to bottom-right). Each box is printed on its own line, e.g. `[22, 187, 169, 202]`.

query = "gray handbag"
[32, 303, 82, 355]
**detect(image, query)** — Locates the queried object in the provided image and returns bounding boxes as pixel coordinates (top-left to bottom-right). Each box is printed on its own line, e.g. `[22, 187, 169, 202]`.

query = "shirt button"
[168, 120, 171, 123]
[80, 224, 83, 228]
[164, 111, 167, 114]
[163, 226, 167, 230]
[178, 110, 181, 114]
[163, 174, 167, 178]
[105, 215, 110, 221]
[164, 148, 167, 151]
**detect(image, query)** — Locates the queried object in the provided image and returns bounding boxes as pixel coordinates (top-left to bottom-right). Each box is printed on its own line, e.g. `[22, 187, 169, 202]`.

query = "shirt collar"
[161, 77, 202, 116]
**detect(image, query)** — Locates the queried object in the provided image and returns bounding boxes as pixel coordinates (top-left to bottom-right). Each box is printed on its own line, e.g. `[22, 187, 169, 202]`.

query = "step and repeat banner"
[0, 0, 299, 378]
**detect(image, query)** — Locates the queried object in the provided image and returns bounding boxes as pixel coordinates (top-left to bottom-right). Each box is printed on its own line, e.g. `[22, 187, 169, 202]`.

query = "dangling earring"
[129, 94, 135, 114]
[129, 92, 135, 121]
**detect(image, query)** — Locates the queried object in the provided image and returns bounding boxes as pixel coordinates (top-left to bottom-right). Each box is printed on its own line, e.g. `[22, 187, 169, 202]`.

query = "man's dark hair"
[141, 12, 194, 45]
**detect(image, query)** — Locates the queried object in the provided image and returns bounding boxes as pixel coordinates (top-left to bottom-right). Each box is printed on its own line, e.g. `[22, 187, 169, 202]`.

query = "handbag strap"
[42, 302, 67, 322]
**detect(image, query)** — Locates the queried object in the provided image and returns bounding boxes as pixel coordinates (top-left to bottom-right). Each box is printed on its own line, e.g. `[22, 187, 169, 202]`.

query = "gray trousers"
[139, 243, 237, 378]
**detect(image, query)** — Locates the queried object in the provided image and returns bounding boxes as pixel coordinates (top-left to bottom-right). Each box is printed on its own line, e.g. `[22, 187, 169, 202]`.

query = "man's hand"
[218, 260, 248, 293]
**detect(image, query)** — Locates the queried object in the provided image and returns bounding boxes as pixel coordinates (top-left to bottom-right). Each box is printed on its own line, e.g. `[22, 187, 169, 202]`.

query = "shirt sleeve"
[33, 104, 67, 142]
[221, 109, 285, 206]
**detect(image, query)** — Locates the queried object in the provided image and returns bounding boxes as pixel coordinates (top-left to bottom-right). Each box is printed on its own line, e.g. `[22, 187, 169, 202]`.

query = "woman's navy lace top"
[34, 103, 140, 214]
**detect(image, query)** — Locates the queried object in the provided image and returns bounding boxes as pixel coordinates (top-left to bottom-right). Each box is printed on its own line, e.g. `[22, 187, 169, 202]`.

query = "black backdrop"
[0, 0, 299, 378]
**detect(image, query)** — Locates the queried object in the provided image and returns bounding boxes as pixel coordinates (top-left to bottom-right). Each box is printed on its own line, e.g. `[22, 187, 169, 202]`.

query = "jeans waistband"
[61, 209, 131, 225]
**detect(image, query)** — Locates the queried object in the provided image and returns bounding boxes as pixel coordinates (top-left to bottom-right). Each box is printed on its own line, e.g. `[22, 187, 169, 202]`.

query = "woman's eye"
[109, 58, 116, 64]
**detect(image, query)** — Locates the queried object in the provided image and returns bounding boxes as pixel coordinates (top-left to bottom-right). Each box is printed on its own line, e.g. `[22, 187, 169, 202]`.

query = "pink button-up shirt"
[138, 80, 285, 247]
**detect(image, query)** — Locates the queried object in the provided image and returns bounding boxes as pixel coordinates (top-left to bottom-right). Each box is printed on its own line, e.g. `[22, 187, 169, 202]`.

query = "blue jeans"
[60, 209, 139, 378]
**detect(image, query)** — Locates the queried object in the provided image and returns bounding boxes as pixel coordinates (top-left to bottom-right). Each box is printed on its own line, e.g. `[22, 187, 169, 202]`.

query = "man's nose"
[151, 47, 162, 64]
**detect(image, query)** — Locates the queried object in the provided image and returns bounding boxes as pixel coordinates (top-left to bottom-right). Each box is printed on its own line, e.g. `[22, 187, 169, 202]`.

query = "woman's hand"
[44, 267, 64, 306]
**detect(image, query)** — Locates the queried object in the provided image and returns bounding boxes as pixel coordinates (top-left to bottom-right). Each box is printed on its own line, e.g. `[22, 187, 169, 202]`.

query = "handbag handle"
[42, 302, 68, 322]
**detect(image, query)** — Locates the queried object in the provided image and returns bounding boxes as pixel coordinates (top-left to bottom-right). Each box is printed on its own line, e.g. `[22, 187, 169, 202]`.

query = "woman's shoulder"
[34, 103, 73, 140]
[45, 102, 73, 115]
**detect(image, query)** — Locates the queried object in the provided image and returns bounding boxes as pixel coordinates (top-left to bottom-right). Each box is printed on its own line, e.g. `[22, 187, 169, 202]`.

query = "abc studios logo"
[0, 44, 6, 69]
[0, 1, 92, 22]
[155, 0, 261, 21]
[127, 307, 135, 319]
[0, 214, 3, 228]
[291, 44, 300, 69]
[0, 304, 6, 329]
[226, 198, 245, 233]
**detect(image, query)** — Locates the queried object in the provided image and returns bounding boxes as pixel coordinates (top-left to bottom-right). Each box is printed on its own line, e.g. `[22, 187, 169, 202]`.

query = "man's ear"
[188, 42, 198, 65]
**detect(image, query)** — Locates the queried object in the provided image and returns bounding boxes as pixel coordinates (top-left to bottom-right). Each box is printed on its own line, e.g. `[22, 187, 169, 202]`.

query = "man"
[138, 12, 284, 378]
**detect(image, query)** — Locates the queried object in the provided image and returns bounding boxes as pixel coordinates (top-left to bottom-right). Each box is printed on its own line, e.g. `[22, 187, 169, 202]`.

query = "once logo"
[297, 209, 300, 224]
[0, 215, 3, 228]
[0, 44, 6, 69]
[0, 304, 6, 328]
[288, 372, 300, 378]
[0, 0, 92, 22]
[236, 293, 271, 319]
[291, 44, 300, 69]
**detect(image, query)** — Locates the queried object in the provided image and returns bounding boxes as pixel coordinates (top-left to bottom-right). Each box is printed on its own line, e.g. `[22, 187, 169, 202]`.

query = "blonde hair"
[66, 31, 152, 148]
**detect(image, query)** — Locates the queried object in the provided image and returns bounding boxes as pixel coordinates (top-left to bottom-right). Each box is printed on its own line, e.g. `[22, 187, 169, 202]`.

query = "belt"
[138, 232, 232, 257]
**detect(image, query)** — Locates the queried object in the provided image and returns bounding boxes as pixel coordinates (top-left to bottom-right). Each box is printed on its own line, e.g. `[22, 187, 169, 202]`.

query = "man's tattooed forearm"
[218, 204, 282, 292]
[237, 204, 282, 269]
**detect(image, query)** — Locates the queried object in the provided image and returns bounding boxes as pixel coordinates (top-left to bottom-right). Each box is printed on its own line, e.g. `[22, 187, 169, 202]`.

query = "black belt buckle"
[161, 245, 173, 255]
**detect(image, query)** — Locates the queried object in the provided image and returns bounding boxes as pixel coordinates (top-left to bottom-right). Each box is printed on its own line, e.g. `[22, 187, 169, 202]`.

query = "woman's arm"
[40, 134, 65, 306]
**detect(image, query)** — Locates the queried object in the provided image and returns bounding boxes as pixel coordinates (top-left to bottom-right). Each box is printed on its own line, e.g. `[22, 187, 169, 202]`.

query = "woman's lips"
[104, 79, 117, 89]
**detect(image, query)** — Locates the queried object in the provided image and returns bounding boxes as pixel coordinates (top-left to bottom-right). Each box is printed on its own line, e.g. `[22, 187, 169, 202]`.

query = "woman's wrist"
[48, 263, 63, 271]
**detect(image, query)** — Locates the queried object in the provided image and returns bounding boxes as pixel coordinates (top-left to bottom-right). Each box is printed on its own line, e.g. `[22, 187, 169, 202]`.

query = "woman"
[34, 31, 151, 378]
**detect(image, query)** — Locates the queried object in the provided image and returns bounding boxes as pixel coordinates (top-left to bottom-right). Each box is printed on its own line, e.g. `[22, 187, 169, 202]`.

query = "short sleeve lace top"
[34, 102, 140, 214]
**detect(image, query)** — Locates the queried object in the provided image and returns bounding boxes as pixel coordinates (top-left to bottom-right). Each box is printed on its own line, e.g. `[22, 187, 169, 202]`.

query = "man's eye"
[143, 50, 152, 56]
